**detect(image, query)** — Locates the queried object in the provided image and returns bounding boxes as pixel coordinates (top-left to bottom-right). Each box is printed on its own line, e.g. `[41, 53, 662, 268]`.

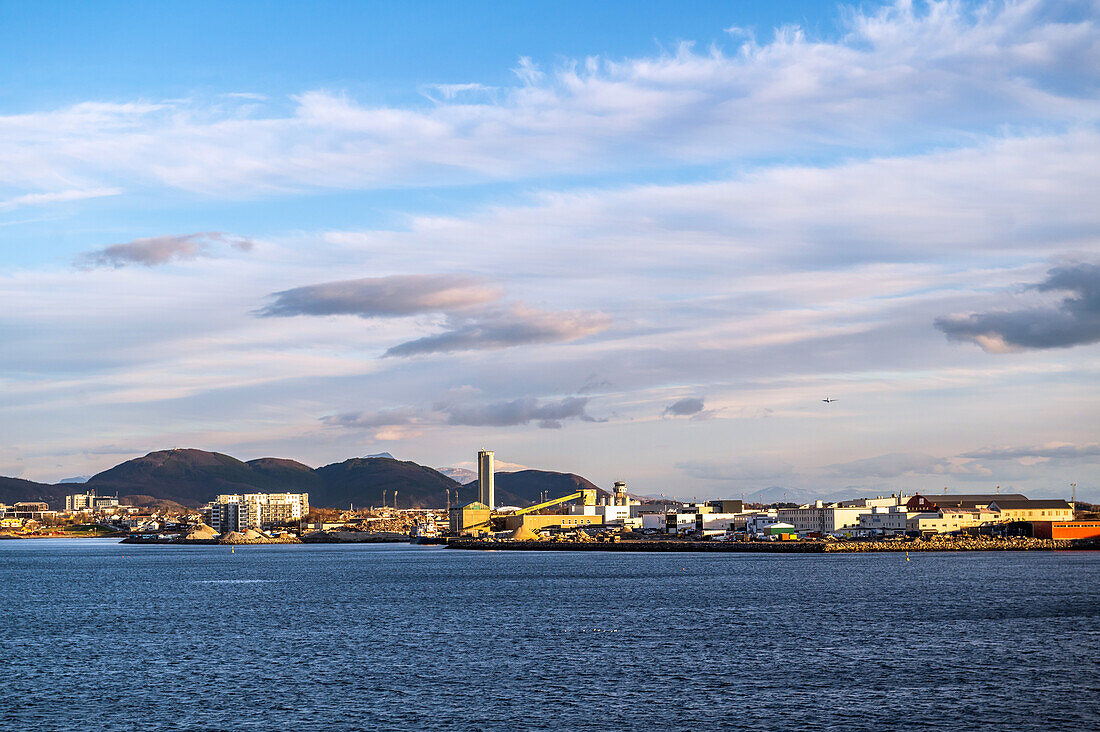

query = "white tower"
[614, 481, 628, 506]
[478, 450, 495, 509]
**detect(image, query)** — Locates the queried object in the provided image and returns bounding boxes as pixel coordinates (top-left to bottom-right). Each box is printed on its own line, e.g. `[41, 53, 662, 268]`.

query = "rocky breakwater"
[120, 523, 300, 544]
[825, 536, 1074, 552]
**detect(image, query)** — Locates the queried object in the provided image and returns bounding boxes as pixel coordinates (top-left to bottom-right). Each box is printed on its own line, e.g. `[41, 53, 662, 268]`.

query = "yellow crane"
[508, 488, 597, 516]
[455, 488, 598, 534]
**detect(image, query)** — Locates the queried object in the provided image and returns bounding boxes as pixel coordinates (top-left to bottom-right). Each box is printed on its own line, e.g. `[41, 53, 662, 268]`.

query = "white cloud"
[0, 187, 121, 211]
[0, 1, 1096, 198]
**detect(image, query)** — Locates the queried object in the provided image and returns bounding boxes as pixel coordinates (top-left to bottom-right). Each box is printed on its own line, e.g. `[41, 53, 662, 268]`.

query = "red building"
[1031, 521, 1100, 540]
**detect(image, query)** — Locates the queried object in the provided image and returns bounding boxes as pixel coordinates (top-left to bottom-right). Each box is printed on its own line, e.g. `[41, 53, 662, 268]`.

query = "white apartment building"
[206, 493, 309, 532]
[856, 506, 912, 535]
[777, 501, 873, 536]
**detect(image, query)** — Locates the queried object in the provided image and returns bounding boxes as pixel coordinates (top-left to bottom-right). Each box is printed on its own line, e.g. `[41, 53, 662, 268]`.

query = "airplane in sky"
[822, 397, 836, 403]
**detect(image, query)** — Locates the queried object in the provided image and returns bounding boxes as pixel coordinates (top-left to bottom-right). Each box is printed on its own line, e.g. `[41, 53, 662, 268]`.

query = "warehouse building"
[449, 501, 491, 536]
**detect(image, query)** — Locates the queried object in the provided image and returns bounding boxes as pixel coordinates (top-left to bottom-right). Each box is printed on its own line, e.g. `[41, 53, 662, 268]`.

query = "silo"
[478, 450, 495, 509]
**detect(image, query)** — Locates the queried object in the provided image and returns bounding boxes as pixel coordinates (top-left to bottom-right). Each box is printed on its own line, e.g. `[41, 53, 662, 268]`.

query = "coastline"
[442, 537, 1091, 553]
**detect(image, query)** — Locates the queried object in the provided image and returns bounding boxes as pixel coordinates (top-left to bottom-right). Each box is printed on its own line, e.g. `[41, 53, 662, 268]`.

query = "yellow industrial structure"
[448, 457, 600, 538]
[449, 501, 491, 536]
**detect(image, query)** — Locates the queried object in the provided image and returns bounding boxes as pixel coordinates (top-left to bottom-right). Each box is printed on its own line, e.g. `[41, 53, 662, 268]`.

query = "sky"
[1, 0, 1098, 501]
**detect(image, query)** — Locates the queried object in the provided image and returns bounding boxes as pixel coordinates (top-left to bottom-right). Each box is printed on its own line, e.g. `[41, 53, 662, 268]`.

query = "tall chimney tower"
[478, 450, 495, 509]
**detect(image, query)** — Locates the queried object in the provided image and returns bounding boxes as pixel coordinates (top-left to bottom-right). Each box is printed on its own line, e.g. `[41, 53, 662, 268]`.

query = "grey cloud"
[664, 397, 705, 417]
[959, 443, 1100, 461]
[320, 407, 424, 429]
[441, 396, 600, 429]
[77, 232, 253, 268]
[261, 275, 500, 318]
[322, 397, 604, 431]
[577, 373, 612, 395]
[385, 306, 610, 357]
[935, 262, 1100, 352]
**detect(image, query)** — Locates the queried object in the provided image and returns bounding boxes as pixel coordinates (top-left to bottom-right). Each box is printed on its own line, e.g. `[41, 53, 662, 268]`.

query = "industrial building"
[449, 449, 603, 537]
[904, 493, 1025, 511]
[449, 501, 491, 536]
[503, 513, 602, 537]
[1030, 521, 1100, 540]
[478, 449, 494, 509]
[567, 481, 639, 527]
[986, 498, 1074, 523]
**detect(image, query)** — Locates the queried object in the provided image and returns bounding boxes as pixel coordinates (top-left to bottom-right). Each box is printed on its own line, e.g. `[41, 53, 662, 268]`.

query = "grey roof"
[916, 494, 1026, 506]
[988, 499, 1072, 510]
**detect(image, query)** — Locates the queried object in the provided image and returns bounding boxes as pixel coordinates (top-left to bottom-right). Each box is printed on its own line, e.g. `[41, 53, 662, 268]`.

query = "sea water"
[1, 539, 1097, 730]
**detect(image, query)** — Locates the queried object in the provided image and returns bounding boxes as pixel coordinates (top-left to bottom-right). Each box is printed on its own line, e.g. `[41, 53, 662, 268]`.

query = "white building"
[65, 491, 120, 512]
[778, 501, 874, 536]
[856, 506, 912, 535]
[206, 493, 309, 532]
[907, 507, 1000, 534]
[696, 513, 745, 535]
[569, 481, 641, 528]
[743, 512, 781, 536]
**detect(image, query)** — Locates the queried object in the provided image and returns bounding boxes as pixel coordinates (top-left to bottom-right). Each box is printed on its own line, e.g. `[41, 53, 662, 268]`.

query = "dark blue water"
[1, 540, 1097, 730]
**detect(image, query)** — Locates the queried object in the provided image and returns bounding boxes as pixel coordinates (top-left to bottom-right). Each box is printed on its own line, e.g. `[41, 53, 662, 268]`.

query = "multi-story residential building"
[778, 501, 873, 536]
[205, 493, 309, 532]
[857, 506, 913, 535]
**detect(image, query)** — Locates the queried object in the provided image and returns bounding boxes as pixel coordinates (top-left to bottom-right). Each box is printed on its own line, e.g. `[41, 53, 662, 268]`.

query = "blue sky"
[1, 0, 1098, 501]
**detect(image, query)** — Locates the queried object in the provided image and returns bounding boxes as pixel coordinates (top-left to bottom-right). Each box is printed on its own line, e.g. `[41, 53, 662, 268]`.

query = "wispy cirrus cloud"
[76, 232, 254, 269]
[936, 262, 1100, 352]
[0, 187, 121, 212]
[960, 442, 1100, 461]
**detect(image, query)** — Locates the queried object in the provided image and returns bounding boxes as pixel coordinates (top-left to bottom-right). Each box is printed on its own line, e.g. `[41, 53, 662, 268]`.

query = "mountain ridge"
[0, 449, 612, 510]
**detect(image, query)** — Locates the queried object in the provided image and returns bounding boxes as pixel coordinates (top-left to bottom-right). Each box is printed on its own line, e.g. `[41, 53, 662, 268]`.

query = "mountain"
[2, 449, 609, 511]
[245, 458, 323, 493]
[313, 457, 459, 509]
[436, 466, 477, 484]
[59, 476, 91, 484]
[0, 476, 64, 506]
[86, 449, 280, 505]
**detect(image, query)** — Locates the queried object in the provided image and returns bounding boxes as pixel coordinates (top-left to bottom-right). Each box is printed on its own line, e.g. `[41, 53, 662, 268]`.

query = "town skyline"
[2, 0, 1098, 500]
